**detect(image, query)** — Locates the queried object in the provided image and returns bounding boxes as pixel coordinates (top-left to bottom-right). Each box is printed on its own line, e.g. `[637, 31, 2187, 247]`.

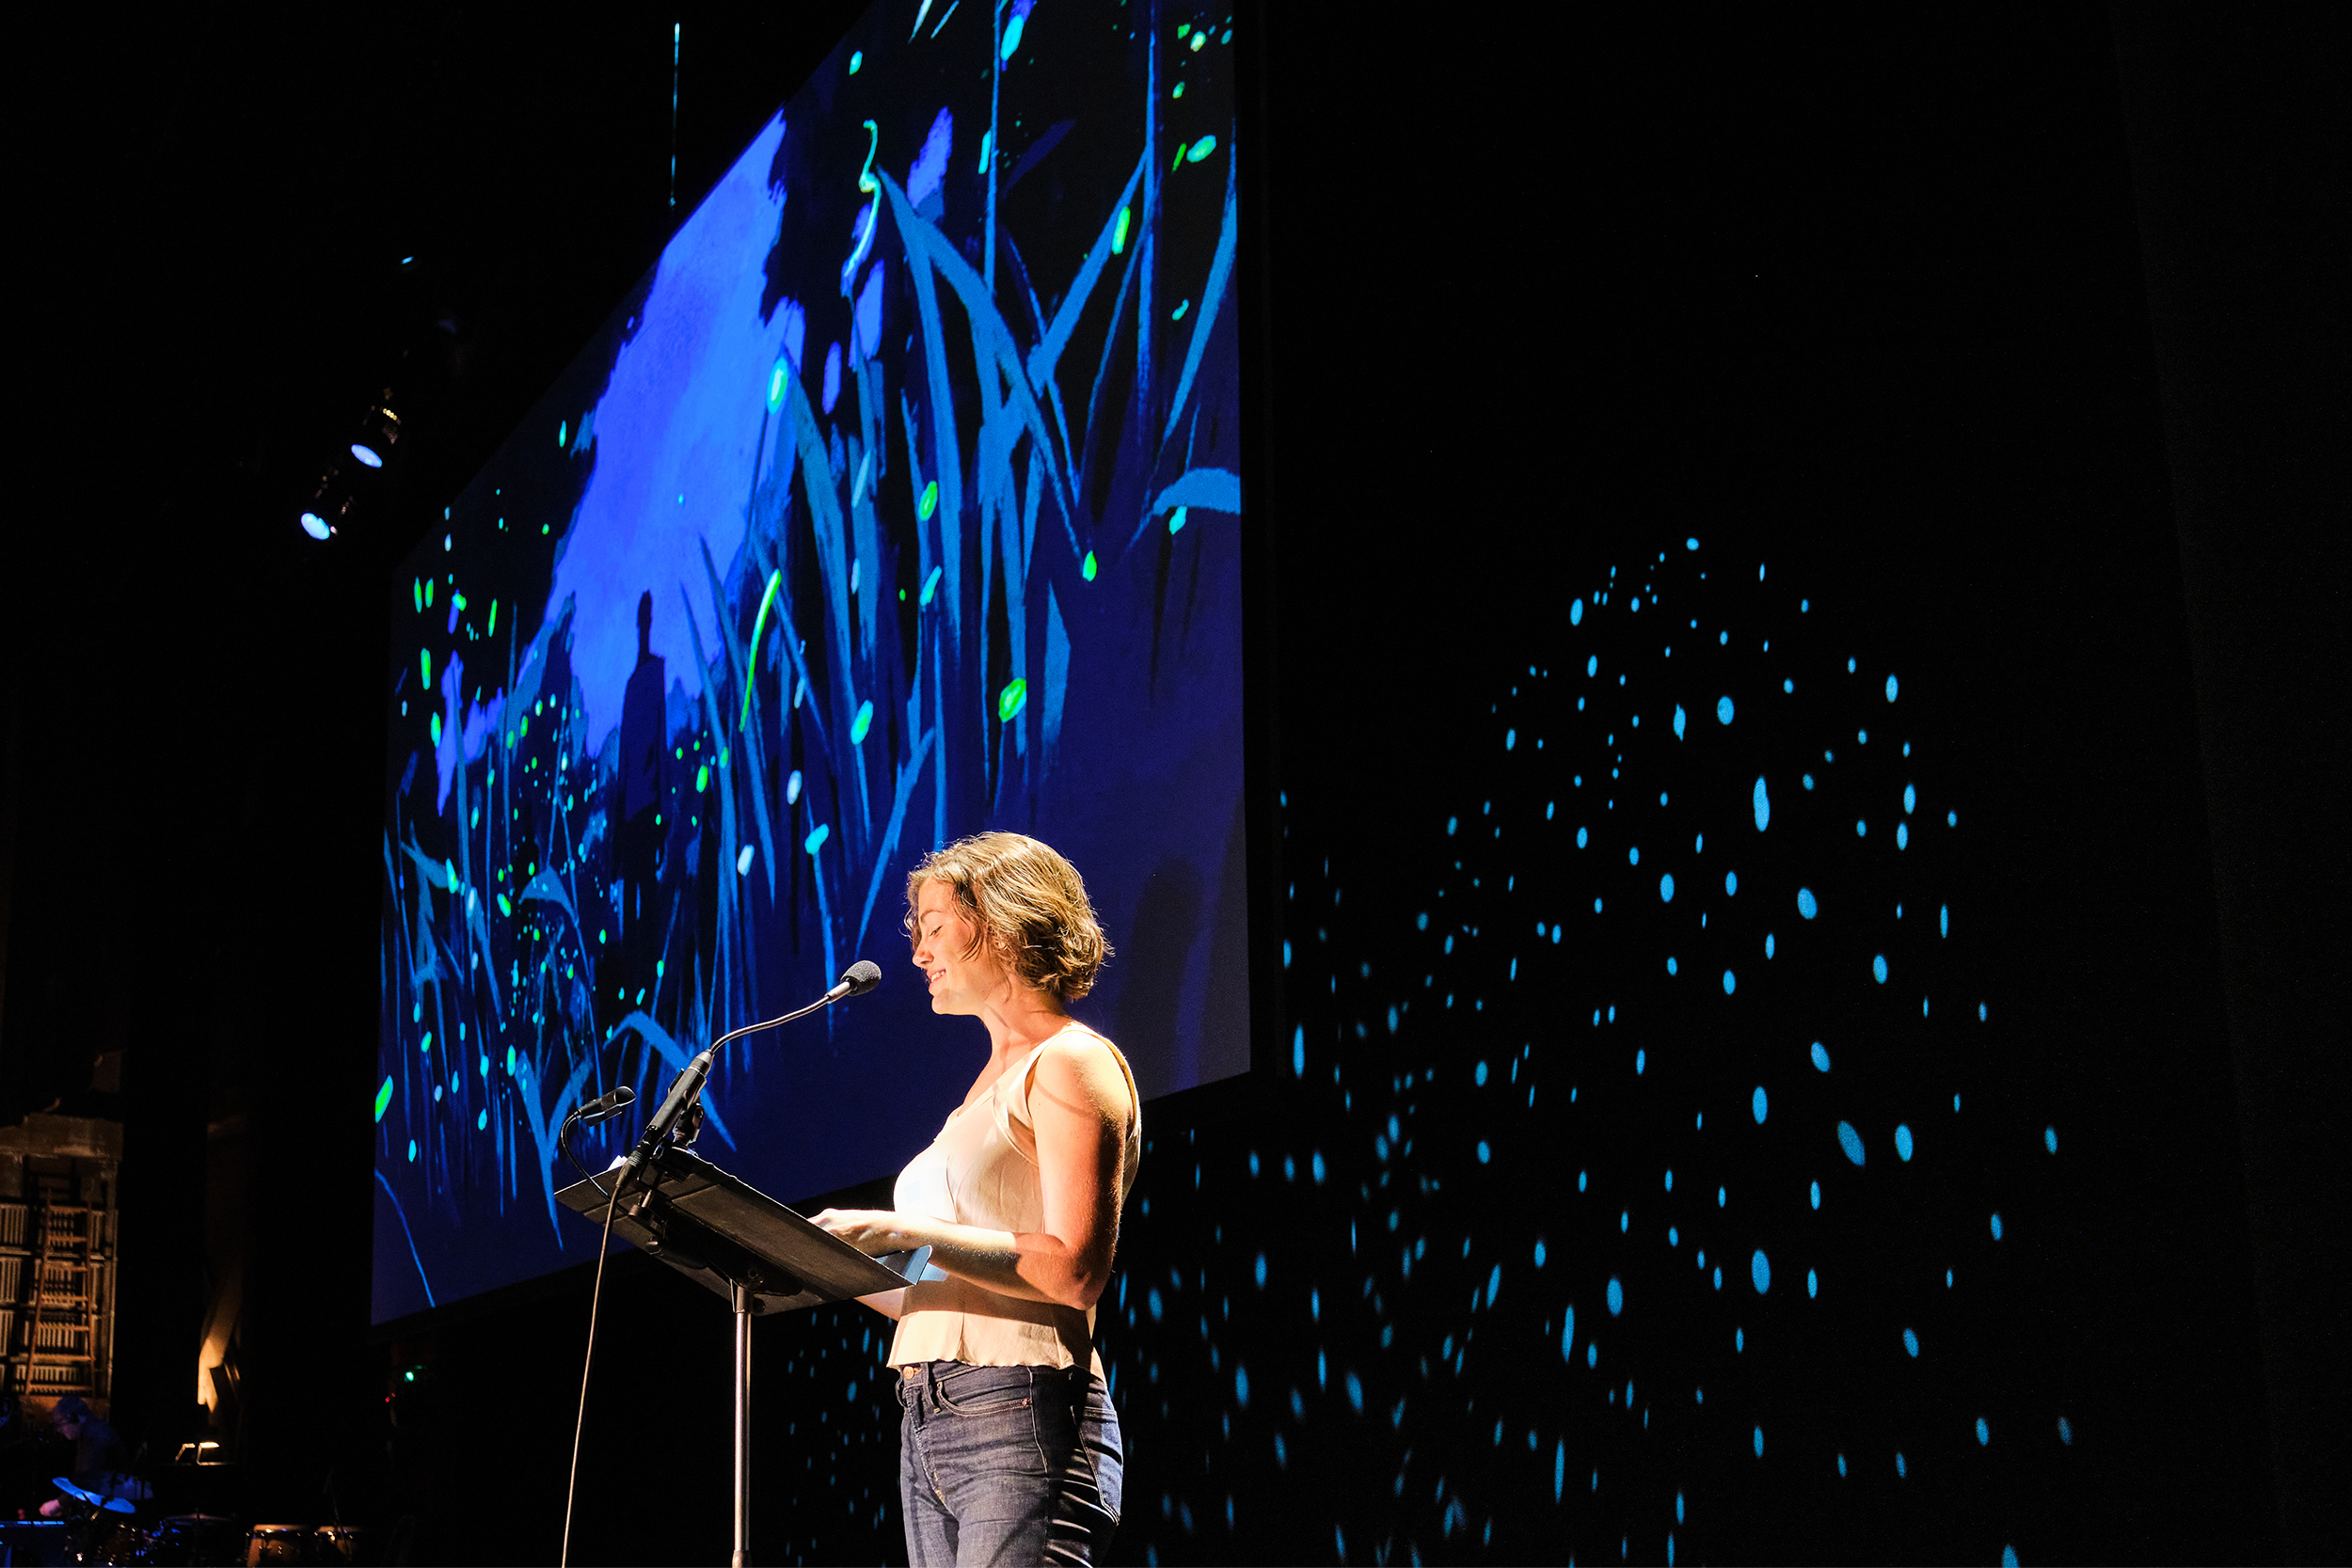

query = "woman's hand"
[810, 1208, 926, 1256]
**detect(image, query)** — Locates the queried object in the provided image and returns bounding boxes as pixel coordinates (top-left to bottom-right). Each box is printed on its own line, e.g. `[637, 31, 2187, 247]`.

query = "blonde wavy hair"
[904, 832, 1112, 1001]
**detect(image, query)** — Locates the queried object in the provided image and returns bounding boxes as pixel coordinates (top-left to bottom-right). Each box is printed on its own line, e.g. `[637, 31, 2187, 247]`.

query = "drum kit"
[40, 1477, 363, 1566]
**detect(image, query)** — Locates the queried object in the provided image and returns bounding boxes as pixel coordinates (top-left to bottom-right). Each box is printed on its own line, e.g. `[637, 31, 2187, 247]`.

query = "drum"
[311, 1526, 366, 1565]
[243, 1525, 308, 1565]
[151, 1513, 240, 1566]
[88, 1517, 156, 1564]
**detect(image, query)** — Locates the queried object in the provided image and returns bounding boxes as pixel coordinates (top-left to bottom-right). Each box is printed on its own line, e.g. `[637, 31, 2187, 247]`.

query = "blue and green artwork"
[374, 0, 1245, 1323]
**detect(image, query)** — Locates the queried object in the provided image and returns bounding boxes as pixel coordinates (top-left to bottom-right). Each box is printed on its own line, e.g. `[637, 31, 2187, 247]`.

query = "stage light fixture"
[350, 396, 403, 470]
[300, 466, 356, 541]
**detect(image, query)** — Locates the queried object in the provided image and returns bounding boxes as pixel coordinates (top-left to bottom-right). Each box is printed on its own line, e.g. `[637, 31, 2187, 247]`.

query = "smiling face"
[911, 879, 1007, 1017]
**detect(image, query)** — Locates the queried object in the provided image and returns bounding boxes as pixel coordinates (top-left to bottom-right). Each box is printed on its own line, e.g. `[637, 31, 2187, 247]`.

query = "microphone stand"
[564, 966, 878, 1568]
[614, 975, 866, 1215]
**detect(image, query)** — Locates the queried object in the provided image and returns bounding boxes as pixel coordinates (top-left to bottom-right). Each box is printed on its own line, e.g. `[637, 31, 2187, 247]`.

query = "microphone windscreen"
[843, 959, 882, 995]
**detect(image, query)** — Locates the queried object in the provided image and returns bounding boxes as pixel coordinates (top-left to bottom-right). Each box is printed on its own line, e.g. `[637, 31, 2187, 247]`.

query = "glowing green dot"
[1083, 550, 1098, 581]
[1112, 207, 1132, 255]
[998, 678, 1028, 721]
[1171, 299, 1189, 321]
[849, 49, 863, 71]
[918, 480, 939, 520]
[920, 565, 943, 606]
[496, 893, 512, 917]
[1169, 505, 1189, 535]
[430, 712, 442, 745]
[424, 578, 434, 607]
[850, 700, 874, 743]
[696, 763, 709, 793]
[1172, 82, 1185, 98]
[557, 420, 567, 447]
[421, 648, 433, 688]
[1186, 135, 1218, 164]
[373, 1077, 394, 1123]
[412, 578, 422, 613]
[487, 599, 498, 635]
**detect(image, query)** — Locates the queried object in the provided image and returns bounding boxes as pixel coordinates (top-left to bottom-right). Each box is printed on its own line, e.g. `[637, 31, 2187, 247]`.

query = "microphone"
[575, 1085, 637, 1125]
[617, 961, 882, 1206]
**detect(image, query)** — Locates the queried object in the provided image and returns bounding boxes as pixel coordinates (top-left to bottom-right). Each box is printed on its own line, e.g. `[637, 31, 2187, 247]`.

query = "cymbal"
[52, 1477, 138, 1513]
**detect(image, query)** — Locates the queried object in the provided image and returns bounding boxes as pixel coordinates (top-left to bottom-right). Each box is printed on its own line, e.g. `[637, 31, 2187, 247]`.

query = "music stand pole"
[732, 1277, 753, 1568]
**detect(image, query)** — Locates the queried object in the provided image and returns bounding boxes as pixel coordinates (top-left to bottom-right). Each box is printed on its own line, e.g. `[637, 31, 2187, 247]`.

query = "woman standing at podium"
[814, 832, 1138, 1566]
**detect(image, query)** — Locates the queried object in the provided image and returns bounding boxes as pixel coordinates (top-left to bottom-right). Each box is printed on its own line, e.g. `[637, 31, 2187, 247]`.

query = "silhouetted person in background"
[616, 590, 669, 1006]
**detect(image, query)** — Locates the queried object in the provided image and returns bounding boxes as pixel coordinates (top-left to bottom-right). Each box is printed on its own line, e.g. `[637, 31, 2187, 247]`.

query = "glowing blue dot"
[1629, 846, 1642, 865]
[1595, 898, 1603, 913]
[1660, 873, 1676, 902]
[1810, 1180, 1820, 1209]
[1722, 970, 1737, 995]
[1897, 822, 1909, 850]
[1571, 599, 1584, 626]
[1666, 957, 1678, 975]
[1725, 870, 1739, 895]
[1990, 1212, 2005, 1240]
[1477, 1141, 1491, 1164]
[1765, 933, 1776, 958]
[1903, 784, 1916, 815]
[1586, 656, 1598, 677]
[1751, 1251, 1771, 1293]
[406, 1140, 417, 1162]
[1717, 696, 1735, 724]
[1579, 1171, 1587, 1191]
[1902, 1327, 1919, 1356]
[1577, 827, 1588, 848]
[1885, 674, 1899, 702]
[1838, 1454, 1848, 1477]
[1685, 537, 1699, 550]
[1752, 1086, 1768, 1123]
[1896, 1453, 1907, 1478]
[1753, 1426, 1764, 1457]
[1606, 1277, 1624, 1315]
[1751, 775, 1772, 832]
[1235, 1367, 1250, 1407]
[1474, 1060, 1488, 1085]
[1807, 1269, 1818, 1297]
[1872, 955, 1888, 984]
[1895, 1124, 1914, 1161]
[1534, 1241, 1548, 1266]
[1837, 1122, 1866, 1165]
[1812, 1041, 1831, 1071]
[2058, 1417, 2073, 1445]
[1977, 1417, 1990, 1446]
[1941, 905, 1950, 937]
[1447, 816, 1458, 835]
[2045, 1126, 2058, 1154]
[1635, 1051, 1645, 1074]
[1797, 888, 1818, 919]
[1255, 1255, 1266, 1287]
[1673, 705, 1687, 738]
[1505, 729, 1517, 751]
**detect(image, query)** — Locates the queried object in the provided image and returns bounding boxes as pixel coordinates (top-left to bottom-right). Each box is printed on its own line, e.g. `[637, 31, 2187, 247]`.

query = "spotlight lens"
[351, 442, 385, 468]
[299, 511, 332, 540]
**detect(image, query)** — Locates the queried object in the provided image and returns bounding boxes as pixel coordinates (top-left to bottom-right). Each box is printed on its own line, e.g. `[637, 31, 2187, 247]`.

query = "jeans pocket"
[932, 1364, 1037, 1417]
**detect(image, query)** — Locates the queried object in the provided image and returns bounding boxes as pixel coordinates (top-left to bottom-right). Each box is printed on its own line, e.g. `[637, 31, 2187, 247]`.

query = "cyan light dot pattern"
[745, 539, 2074, 1563]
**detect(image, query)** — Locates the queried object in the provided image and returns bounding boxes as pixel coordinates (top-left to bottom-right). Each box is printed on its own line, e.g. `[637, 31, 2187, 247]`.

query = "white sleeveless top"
[886, 1023, 1142, 1371]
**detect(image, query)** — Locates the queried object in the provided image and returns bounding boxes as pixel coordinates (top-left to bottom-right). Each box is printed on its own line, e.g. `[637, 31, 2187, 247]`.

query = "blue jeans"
[896, 1361, 1122, 1566]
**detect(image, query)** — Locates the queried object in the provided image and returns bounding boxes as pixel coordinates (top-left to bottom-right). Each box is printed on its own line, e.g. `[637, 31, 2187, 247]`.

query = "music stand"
[557, 1145, 921, 1568]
